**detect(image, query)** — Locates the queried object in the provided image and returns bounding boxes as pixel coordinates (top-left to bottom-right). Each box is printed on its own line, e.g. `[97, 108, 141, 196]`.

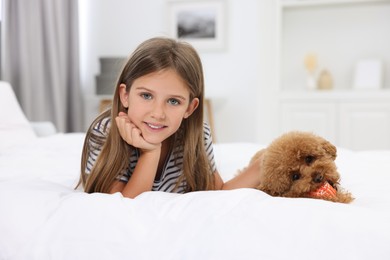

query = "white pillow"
[0, 81, 37, 149]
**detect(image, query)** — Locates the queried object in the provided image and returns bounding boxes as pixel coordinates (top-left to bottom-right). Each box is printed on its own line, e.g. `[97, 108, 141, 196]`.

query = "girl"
[77, 37, 262, 198]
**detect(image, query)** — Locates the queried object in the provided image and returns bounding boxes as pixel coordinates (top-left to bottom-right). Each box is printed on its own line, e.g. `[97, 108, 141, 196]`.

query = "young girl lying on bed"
[77, 37, 262, 198]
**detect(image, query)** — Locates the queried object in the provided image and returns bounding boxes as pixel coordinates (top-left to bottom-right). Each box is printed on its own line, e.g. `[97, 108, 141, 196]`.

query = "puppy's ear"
[322, 140, 337, 160]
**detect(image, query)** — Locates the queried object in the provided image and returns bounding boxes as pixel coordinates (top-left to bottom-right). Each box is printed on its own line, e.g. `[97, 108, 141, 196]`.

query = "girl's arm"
[110, 148, 161, 198]
[214, 154, 263, 190]
[111, 112, 162, 198]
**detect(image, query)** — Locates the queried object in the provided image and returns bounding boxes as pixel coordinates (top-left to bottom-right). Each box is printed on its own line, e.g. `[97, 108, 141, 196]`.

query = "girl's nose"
[151, 102, 166, 120]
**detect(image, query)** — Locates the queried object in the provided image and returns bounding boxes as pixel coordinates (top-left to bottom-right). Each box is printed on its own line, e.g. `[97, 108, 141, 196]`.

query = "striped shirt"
[85, 117, 217, 193]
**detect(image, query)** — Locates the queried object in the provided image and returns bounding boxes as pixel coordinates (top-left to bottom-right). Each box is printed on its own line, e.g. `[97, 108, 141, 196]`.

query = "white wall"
[79, 0, 279, 144]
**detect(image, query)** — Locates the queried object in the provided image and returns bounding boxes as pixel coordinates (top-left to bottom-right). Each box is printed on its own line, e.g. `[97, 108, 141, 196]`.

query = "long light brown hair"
[77, 37, 215, 193]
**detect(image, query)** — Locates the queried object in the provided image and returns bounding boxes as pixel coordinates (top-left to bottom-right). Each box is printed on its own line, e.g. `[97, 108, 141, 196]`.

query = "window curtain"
[1, 0, 83, 132]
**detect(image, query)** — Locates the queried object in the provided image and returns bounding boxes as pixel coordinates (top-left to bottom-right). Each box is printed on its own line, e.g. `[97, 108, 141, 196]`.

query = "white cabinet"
[339, 102, 390, 150]
[281, 100, 337, 143]
[280, 91, 390, 150]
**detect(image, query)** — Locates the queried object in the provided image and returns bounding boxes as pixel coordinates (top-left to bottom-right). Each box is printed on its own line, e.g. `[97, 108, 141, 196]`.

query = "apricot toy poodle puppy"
[251, 131, 353, 203]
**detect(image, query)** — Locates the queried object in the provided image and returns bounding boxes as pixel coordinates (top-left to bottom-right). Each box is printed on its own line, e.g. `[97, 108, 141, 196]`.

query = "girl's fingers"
[118, 111, 127, 117]
[115, 114, 160, 151]
[115, 115, 153, 148]
[115, 115, 135, 145]
[130, 128, 157, 151]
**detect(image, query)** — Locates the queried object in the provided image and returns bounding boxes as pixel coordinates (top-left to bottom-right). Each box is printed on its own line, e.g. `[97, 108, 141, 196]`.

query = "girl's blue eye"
[168, 98, 180, 106]
[141, 93, 152, 100]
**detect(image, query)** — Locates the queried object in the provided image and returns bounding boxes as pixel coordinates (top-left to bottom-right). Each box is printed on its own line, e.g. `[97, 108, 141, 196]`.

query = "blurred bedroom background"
[1, 0, 390, 150]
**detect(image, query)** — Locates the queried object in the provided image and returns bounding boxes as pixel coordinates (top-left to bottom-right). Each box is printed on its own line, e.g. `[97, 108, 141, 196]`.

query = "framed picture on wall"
[167, 0, 226, 51]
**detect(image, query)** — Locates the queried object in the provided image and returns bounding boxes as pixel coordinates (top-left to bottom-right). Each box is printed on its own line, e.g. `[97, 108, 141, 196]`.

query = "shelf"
[280, 89, 390, 100]
[280, 0, 390, 8]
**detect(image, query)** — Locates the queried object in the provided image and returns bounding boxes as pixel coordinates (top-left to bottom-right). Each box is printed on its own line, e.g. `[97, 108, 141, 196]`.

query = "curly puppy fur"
[252, 131, 353, 203]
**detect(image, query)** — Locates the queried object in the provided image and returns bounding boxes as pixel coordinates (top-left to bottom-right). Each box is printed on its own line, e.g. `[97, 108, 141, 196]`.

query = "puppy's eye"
[291, 171, 301, 181]
[305, 155, 315, 165]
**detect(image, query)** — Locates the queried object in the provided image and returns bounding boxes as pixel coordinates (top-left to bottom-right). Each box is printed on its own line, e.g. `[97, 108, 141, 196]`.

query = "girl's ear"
[119, 84, 129, 108]
[184, 98, 199, 119]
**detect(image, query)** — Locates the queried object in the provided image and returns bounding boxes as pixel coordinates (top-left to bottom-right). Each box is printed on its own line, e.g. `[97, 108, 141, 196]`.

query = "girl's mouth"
[146, 122, 166, 130]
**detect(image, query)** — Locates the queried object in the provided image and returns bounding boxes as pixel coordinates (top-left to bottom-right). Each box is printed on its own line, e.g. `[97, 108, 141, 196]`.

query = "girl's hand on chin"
[115, 112, 161, 152]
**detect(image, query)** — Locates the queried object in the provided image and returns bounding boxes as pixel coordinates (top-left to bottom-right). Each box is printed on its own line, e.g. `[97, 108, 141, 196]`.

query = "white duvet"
[1, 133, 390, 260]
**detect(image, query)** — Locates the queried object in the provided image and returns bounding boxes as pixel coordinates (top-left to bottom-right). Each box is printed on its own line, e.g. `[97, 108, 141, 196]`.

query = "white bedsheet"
[1, 133, 390, 260]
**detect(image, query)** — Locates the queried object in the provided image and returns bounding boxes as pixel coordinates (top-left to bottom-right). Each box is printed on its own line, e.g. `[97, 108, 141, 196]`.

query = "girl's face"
[119, 69, 199, 145]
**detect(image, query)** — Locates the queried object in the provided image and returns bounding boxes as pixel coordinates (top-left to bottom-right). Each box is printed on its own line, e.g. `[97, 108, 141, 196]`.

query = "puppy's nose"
[313, 173, 323, 183]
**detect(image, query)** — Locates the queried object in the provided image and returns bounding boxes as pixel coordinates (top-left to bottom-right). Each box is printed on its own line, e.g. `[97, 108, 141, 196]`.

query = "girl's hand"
[115, 112, 161, 152]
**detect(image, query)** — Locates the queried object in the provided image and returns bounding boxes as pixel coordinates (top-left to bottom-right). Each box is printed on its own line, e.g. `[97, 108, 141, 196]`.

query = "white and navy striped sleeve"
[203, 122, 217, 173]
[85, 117, 111, 174]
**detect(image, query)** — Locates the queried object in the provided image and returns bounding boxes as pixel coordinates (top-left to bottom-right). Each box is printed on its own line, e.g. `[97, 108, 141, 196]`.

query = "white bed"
[1, 81, 390, 260]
